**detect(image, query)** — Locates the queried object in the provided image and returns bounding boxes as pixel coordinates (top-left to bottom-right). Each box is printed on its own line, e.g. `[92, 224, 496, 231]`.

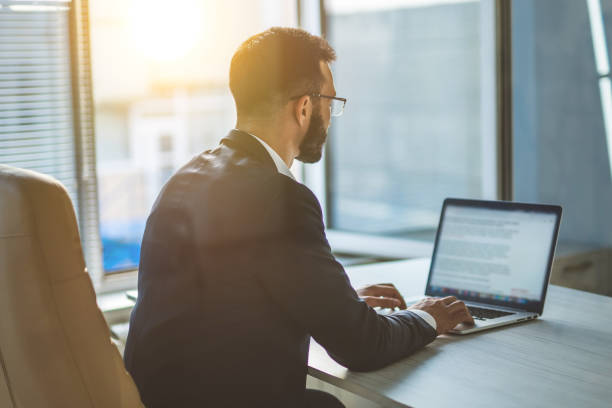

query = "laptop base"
[450, 312, 538, 334]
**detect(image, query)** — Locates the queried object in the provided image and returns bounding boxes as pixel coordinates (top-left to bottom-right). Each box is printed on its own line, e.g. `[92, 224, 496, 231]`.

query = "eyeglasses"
[291, 93, 347, 117]
[312, 94, 347, 117]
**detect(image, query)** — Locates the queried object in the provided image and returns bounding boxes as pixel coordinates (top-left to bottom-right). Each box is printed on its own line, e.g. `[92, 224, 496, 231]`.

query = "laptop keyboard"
[468, 306, 515, 321]
[376, 305, 517, 320]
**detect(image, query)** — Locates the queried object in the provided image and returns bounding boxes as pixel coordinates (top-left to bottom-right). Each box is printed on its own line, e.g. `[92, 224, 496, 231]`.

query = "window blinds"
[0, 0, 104, 282]
[0, 1, 77, 202]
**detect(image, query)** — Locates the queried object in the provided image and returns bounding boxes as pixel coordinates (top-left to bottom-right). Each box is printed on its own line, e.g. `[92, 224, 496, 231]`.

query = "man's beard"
[296, 111, 328, 163]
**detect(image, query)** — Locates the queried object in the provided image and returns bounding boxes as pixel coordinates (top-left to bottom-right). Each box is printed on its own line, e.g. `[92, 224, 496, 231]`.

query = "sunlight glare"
[129, 0, 204, 62]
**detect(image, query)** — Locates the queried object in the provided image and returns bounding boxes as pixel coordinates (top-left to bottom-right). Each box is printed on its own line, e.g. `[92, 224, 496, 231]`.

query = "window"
[90, 0, 298, 278]
[513, 0, 612, 251]
[319, 0, 498, 256]
[12, 0, 604, 292]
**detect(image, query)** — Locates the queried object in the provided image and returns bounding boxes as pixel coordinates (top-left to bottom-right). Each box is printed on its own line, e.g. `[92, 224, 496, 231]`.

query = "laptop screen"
[426, 199, 562, 314]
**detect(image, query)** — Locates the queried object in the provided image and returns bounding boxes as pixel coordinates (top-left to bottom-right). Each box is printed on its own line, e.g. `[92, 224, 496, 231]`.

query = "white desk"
[308, 259, 612, 407]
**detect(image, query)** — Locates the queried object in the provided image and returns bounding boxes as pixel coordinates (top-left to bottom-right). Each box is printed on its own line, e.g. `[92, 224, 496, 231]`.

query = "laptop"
[423, 198, 562, 334]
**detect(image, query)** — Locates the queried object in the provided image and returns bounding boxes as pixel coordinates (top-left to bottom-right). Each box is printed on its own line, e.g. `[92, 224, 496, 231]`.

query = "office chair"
[0, 165, 143, 407]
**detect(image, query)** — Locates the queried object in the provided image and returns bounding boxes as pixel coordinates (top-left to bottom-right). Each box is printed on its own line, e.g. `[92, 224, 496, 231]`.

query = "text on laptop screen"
[429, 205, 557, 304]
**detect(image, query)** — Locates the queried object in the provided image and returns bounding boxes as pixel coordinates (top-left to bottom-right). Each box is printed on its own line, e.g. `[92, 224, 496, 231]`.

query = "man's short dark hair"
[229, 27, 336, 117]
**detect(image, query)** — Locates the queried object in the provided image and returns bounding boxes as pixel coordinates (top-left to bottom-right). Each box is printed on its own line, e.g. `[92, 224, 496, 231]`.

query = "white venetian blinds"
[0, 0, 104, 281]
[0, 0, 78, 203]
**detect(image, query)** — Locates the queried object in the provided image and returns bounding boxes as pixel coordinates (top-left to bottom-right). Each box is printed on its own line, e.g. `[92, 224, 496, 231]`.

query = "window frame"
[69, 0, 139, 293]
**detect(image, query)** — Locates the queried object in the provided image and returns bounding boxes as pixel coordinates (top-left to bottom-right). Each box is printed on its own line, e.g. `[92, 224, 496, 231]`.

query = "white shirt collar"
[236, 130, 295, 180]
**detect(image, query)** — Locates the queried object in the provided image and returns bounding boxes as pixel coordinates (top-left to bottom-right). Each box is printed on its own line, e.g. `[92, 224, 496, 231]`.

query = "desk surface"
[308, 259, 612, 408]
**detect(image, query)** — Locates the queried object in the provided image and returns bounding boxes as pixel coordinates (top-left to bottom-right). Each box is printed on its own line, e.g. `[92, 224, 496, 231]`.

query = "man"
[124, 27, 473, 408]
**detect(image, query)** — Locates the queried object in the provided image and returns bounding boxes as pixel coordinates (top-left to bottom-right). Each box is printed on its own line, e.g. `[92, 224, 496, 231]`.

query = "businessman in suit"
[124, 27, 473, 408]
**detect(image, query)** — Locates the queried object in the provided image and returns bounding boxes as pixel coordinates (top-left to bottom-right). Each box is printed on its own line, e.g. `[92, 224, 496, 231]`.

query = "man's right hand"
[408, 296, 474, 334]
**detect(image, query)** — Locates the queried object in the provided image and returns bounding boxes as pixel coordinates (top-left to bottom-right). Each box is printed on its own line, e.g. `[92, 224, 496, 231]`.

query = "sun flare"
[128, 0, 204, 62]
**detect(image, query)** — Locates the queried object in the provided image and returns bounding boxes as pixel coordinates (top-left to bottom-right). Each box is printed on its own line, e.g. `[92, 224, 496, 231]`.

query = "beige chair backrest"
[0, 165, 143, 407]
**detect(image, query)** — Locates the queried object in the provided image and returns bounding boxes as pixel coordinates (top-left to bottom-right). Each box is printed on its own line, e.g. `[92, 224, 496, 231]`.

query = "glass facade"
[325, 0, 496, 240]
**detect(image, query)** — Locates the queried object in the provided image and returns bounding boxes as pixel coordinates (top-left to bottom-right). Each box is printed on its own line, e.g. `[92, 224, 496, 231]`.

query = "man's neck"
[235, 120, 295, 168]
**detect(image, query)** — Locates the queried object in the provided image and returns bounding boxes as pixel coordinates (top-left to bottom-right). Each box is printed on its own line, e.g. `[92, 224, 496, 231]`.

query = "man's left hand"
[357, 283, 407, 310]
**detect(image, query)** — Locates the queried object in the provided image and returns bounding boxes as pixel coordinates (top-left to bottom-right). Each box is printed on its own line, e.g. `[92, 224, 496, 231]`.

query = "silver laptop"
[424, 198, 562, 334]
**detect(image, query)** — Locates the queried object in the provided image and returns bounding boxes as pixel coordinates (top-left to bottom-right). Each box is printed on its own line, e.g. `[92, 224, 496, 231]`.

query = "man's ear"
[294, 95, 311, 128]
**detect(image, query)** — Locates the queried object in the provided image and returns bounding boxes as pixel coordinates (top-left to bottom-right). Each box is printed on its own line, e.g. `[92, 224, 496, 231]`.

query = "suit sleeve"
[253, 179, 437, 371]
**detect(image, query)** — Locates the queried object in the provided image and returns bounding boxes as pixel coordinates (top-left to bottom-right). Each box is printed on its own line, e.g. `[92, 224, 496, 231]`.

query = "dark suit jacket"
[124, 129, 437, 408]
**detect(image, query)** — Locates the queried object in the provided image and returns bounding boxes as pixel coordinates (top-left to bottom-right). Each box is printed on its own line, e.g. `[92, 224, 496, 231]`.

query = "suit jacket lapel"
[221, 129, 277, 172]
